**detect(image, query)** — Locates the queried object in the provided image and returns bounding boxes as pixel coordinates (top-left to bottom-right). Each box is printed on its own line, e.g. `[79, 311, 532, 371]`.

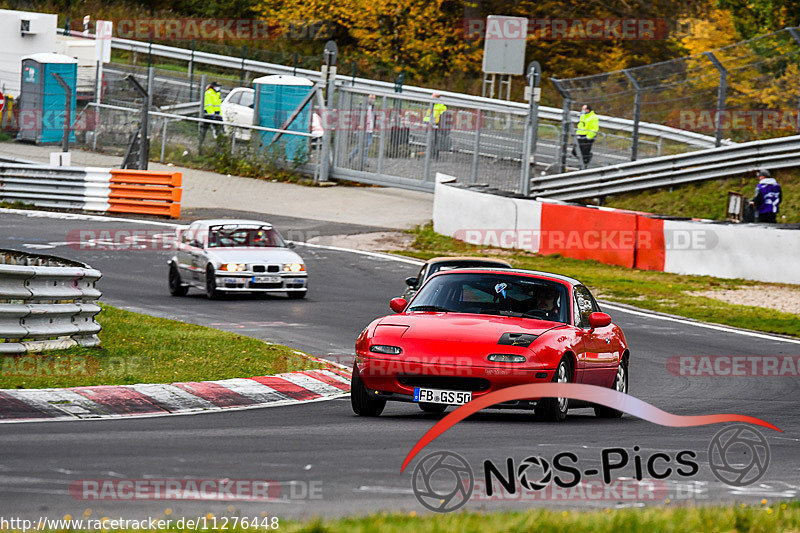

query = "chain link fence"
[552, 28, 800, 156]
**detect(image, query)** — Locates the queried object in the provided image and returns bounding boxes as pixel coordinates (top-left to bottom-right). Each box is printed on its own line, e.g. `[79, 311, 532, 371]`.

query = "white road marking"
[130, 383, 217, 412]
[209, 378, 291, 403]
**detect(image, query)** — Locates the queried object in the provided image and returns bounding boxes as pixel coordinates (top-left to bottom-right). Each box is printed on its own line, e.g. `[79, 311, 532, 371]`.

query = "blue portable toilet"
[253, 75, 313, 162]
[18, 53, 78, 144]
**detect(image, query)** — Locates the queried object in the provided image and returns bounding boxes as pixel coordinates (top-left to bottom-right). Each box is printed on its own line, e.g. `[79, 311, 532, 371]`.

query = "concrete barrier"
[433, 176, 800, 285]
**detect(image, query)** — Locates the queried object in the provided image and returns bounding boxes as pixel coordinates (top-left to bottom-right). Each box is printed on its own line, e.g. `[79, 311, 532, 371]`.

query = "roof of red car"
[429, 267, 583, 287]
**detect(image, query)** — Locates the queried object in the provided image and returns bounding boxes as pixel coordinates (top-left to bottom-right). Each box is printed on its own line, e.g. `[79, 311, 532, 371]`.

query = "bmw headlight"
[221, 263, 246, 272]
[283, 263, 306, 272]
[369, 345, 402, 355]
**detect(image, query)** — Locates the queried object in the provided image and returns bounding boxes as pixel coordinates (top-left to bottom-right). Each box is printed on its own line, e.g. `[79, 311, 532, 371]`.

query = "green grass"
[0, 304, 321, 389]
[394, 224, 800, 338]
[602, 168, 800, 223]
[40, 501, 800, 532]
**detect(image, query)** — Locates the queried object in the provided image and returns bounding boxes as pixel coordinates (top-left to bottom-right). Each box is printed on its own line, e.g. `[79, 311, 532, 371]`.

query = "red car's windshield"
[407, 272, 569, 323]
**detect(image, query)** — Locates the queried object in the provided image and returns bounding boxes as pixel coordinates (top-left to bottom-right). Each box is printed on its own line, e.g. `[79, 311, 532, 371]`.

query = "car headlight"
[369, 345, 402, 355]
[221, 263, 246, 272]
[283, 263, 306, 272]
[487, 354, 527, 363]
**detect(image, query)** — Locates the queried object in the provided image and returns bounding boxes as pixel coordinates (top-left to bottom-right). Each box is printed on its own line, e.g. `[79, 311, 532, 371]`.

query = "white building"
[0, 9, 58, 98]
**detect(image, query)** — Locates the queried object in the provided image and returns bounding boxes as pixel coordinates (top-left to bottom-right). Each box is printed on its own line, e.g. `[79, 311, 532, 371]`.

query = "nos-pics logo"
[411, 424, 770, 513]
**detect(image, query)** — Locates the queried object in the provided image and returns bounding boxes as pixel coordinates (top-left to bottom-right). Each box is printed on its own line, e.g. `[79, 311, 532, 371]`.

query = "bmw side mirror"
[405, 276, 418, 287]
[286, 241, 296, 249]
[390, 298, 407, 313]
[588, 312, 612, 329]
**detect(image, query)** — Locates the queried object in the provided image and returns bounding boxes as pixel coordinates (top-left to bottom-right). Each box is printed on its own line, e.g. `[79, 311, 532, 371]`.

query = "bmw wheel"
[205, 265, 222, 300]
[595, 356, 628, 419]
[350, 364, 386, 417]
[168, 263, 188, 296]
[535, 356, 572, 422]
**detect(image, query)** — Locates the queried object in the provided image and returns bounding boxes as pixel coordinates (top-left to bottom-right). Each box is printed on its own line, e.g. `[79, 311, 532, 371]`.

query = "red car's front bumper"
[356, 354, 557, 407]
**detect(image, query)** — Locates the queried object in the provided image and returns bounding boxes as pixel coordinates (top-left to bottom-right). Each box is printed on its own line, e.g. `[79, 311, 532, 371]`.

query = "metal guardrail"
[0, 163, 113, 211]
[533, 135, 800, 201]
[90, 32, 726, 149]
[0, 250, 102, 354]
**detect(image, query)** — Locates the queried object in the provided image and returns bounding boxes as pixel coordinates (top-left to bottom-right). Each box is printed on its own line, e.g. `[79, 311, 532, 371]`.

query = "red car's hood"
[374, 312, 565, 362]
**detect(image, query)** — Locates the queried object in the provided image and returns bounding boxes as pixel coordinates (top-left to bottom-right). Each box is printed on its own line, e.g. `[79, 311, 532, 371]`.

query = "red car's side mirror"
[390, 298, 408, 313]
[588, 312, 612, 329]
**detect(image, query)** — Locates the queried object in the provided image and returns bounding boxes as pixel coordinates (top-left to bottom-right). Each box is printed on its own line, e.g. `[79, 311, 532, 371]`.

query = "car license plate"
[413, 388, 472, 405]
[252, 276, 281, 283]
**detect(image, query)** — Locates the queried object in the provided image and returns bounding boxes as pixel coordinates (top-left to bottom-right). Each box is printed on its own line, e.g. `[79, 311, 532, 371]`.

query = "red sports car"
[352, 268, 629, 422]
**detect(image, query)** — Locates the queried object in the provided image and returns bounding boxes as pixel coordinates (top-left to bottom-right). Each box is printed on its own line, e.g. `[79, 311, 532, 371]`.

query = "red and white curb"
[0, 367, 351, 423]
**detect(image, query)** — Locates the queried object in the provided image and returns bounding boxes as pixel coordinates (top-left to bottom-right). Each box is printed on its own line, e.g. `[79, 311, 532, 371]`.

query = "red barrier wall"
[539, 204, 639, 268]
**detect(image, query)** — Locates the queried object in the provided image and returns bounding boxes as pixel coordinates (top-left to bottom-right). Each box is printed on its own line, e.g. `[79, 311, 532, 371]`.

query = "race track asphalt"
[0, 210, 798, 520]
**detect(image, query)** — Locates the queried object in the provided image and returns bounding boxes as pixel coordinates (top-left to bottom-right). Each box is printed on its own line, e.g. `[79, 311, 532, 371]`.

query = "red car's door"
[573, 286, 619, 386]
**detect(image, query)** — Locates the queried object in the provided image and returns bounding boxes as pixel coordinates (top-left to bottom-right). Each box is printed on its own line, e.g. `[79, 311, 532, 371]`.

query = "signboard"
[482, 16, 528, 75]
[95, 20, 113, 64]
[0, 91, 4, 114]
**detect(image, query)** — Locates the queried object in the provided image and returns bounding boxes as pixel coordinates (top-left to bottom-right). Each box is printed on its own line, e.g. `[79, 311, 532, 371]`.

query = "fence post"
[198, 74, 207, 138]
[188, 39, 195, 98]
[623, 69, 642, 161]
[423, 101, 435, 182]
[240, 45, 247, 85]
[319, 41, 338, 183]
[551, 78, 571, 174]
[787, 28, 800, 133]
[470, 111, 481, 184]
[377, 94, 387, 175]
[520, 61, 541, 196]
[704, 52, 727, 148]
[160, 117, 167, 163]
[141, 66, 153, 169]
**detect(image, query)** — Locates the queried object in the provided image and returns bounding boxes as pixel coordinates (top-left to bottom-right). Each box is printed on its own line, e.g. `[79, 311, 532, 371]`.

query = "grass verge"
[39, 501, 800, 532]
[0, 304, 321, 389]
[601, 168, 799, 223]
[394, 224, 800, 338]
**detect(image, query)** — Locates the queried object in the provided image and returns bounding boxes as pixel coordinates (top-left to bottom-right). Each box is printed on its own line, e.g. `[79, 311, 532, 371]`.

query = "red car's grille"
[398, 376, 490, 392]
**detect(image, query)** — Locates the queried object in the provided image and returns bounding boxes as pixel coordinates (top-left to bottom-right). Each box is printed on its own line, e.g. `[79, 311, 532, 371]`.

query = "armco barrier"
[108, 169, 182, 218]
[434, 176, 800, 285]
[0, 250, 102, 354]
[0, 163, 181, 218]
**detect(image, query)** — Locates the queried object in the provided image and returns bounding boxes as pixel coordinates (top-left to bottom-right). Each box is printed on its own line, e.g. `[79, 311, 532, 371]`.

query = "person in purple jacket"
[749, 169, 782, 223]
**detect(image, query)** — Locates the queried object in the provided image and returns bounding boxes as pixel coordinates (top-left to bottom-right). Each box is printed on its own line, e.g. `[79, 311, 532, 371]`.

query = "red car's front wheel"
[535, 356, 572, 422]
[351, 365, 386, 417]
[595, 356, 628, 419]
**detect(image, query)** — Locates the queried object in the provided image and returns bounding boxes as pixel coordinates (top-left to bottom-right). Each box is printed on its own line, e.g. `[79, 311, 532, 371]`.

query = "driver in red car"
[516, 285, 559, 321]
[535, 285, 560, 321]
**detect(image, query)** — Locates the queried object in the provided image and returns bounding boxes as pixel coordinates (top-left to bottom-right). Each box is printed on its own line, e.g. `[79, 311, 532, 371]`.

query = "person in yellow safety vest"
[423, 93, 448, 159]
[200, 81, 223, 147]
[423, 93, 447, 127]
[574, 103, 599, 167]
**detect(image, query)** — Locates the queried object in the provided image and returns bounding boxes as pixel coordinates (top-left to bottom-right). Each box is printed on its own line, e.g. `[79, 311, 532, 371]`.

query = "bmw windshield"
[207, 225, 286, 248]
[407, 272, 569, 323]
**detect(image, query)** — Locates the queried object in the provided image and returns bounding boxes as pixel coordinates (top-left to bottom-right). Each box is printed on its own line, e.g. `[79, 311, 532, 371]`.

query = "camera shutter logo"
[411, 451, 473, 513]
[517, 455, 553, 491]
[708, 424, 770, 487]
